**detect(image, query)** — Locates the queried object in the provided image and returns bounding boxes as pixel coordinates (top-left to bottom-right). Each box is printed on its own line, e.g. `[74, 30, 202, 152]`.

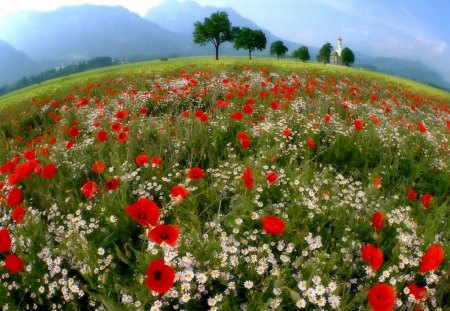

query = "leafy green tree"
[292, 46, 310, 62]
[270, 41, 288, 60]
[193, 11, 234, 60]
[233, 27, 267, 59]
[317, 42, 333, 64]
[341, 47, 355, 66]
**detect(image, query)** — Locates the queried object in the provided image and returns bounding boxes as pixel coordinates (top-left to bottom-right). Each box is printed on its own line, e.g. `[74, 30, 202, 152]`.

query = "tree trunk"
[249, 50, 252, 60]
[215, 44, 219, 60]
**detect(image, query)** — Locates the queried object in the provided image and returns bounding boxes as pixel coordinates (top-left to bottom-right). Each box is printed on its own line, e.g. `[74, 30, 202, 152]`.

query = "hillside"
[0, 58, 448, 310]
[0, 40, 40, 86]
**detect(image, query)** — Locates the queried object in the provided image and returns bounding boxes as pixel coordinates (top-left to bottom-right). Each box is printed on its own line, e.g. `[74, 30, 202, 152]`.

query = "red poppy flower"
[420, 194, 433, 209]
[372, 176, 382, 189]
[117, 131, 128, 143]
[135, 154, 149, 166]
[261, 215, 286, 235]
[41, 163, 57, 179]
[145, 259, 175, 294]
[354, 119, 364, 131]
[125, 197, 160, 227]
[240, 139, 251, 149]
[152, 156, 162, 168]
[66, 141, 75, 149]
[417, 121, 427, 133]
[7, 173, 20, 186]
[230, 111, 244, 120]
[5, 254, 24, 274]
[237, 132, 249, 142]
[81, 181, 99, 199]
[419, 243, 444, 273]
[0, 228, 12, 252]
[96, 130, 108, 142]
[324, 114, 331, 123]
[407, 282, 427, 300]
[361, 244, 384, 270]
[216, 99, 230, 107]
[194, 110, 208, 122]
[368, 283, 396, 311]
[7, 187, 23, 207]
[15, 162, 34, 180]
[68, 125, 79, 138]
[148, 224, 180, 247]
[371, 211, 385, 230]
[92, 161, 106, 174]
[282, 128, 292, 137]
[406, 188, 417, 201]
[171, 185, 189, 201]
[23, 148, 36, 160]
[242, 167, 253, 190]
[266, 171, 277, 185]
[115, 109, 127, 120]
[111, 121, 122, 132]
[188, 167, 205, 180]
[307, 137, 315, 149]
[104, 178, 119, 191]
[140, 107, 148, 115]
[243, 105, 253, 114]
[12, 206, 26, 224]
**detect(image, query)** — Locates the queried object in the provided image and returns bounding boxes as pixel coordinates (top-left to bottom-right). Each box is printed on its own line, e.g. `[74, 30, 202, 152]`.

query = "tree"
[292, 46, 310, 62]
[341, 47, 355, 66]
[233, 27, 267, 59]
[193, 11, 234, 60]
[317, 43, 333, 64]
[270, 41, 288, 60]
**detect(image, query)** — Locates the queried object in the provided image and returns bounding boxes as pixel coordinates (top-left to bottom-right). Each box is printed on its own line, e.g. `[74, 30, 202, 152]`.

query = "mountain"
[356, 56, 450, 89]
[0, 40, 41, 86]
[144, 0, 316, 57]
[0, 5, 191, 62]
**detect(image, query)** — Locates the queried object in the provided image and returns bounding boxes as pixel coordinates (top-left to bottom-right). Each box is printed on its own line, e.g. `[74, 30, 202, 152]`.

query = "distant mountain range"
[0, 1, 448, 90]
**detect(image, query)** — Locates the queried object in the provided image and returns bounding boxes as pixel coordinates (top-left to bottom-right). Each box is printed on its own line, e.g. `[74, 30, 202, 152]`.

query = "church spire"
[337, 35, 343, 55]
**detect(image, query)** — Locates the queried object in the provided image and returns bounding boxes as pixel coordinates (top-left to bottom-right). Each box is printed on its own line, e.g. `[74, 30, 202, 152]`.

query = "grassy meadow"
[0, 57, 449, 310]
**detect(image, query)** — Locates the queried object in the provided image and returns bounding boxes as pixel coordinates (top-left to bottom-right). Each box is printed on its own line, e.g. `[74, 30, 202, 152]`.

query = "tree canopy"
[233, 27, 267, 59]
[317, 43, 333, 64]
[270, 41, 288, 60]
[193, 11, 234, 60]
[341, 47, 355, 66]
[292, 46, 310, 62]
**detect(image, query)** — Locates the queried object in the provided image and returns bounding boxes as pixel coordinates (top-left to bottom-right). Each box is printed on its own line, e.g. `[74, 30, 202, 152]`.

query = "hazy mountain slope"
[0, 5, 190, 61]
[0, 40, 41, 86]
[145, 0, 316, 56]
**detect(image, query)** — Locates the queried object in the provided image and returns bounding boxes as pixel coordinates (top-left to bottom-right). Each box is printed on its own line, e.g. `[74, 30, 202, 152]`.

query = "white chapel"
[330, 36, 343, 65]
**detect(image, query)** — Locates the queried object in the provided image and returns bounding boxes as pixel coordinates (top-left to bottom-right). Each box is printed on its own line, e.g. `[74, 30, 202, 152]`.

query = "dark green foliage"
[233, 27, 267, 59]
[317, 42, 333, 64]
[341, 47, 355, 66]
[292, 46, 310, 62]
[193, 11, 234, 60]
[269, 41, 288, 60]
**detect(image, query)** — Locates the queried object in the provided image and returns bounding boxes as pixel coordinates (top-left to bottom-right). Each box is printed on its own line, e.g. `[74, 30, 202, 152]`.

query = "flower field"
[0, 59, 449, 310]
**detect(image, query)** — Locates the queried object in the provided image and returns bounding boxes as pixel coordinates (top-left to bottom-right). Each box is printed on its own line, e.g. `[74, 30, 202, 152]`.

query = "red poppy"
[97, 130, 108, 142]
[136, 154, 149, 166]
[145, 259, 176, 294]
[419, 243, 444, 273]
[7, 173, 20, 186]
[354, 119, 364, 131]
[7, 187, 23, 207]
[242, 167, 253, 190]
[140, 107, 148, 115]
[361, 244, 384, 270]
[188, 167, 205, 180]
[41, 163, 57, 179]
[125, 197, 160, 227]
[0, 228, 12, 252]
[371, 211, 385, 230]
[66, 141, 75, 149]
[407, 282, 427, 300]
[23, 148, 36, 160]
[92, 161, 106, 174]
[237, 132, 249, 142]
[12, 206, 25, 224]
[171, 185, 189, 200]
[152, 156, 162, 168]
[115, 109, 127, 120]
[15, 162, 34, 180]
[194, 110, 208, 123]
[420, 194, 433, 209]
[5, 254, 24, 274]
[372, 176, 382, 189]
[104, 178, 119, 191]
[81, 181, 100, 199]
[68, 125, 79, 138]
[230, 111, 244, 120]
[148, 224, 180, 247]
[406, 188, 417, 201]
[117, 131, 128, 143]
[261, 215, 286, 235]
[324, 114, 331, 123]
[282, 128, 292, 137]
[266, 171, 277, 185]
[368, 283, 396, 311]
[306, 137, 315, 149]
[216, 99, 230, 107]
[240, 139, 251, 149]
[243, 105, 253, 114]
[111, 121, 122, 132]
[417, 121, 427, 133]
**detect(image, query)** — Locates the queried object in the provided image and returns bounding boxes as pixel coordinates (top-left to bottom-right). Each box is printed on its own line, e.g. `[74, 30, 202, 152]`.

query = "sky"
[1, 0, 449, 82]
